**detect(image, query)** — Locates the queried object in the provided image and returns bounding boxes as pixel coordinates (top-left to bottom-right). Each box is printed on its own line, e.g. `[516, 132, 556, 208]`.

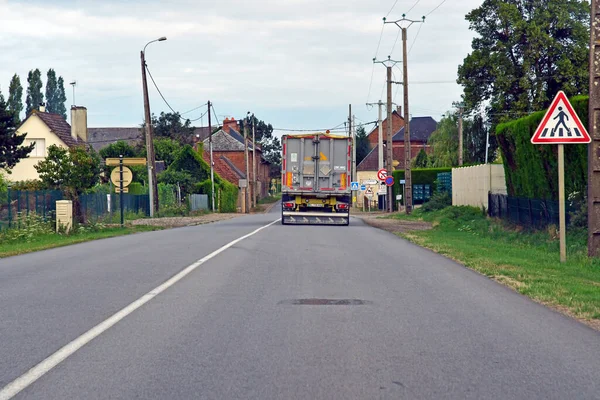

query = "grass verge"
[388, 206, 600, 327]
[0, 225, 162, 258]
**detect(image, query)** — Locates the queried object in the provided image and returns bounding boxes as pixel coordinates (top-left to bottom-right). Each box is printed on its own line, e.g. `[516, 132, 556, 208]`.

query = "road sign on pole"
[360, 185, 366, 191]
[531, 91, 590, 263]
[351, 182, 360, 191]
[377, 169, 388, 181]
[385, 176, 394, 187]
[531, 91, 591, 144]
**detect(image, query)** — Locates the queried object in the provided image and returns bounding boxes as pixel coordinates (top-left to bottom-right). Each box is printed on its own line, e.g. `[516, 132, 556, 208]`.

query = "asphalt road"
[1, 205, 599, 399]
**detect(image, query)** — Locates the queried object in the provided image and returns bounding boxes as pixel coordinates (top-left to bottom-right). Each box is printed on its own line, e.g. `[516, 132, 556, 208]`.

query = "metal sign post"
[531, 91, 591, 262]
[119, 155, 124, 228]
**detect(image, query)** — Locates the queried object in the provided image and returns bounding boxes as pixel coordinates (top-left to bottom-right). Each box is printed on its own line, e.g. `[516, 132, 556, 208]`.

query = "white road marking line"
[0, 219, 281, 400]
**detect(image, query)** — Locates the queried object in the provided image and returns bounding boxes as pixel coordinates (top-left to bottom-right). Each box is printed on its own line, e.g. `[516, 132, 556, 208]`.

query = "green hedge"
[194, 179, 238, 213]
[496, 95, 588, 200]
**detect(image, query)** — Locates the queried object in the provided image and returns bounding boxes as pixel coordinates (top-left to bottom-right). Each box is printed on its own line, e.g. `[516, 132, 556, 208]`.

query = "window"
[28, 139, 46, 157]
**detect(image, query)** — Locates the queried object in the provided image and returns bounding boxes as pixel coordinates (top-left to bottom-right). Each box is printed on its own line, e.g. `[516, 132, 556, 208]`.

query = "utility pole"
[589, 0, 600, 256]
[141, 50, 158, 217]
[352, 114, 357, 186]
[385, 14, 425, 215]
[244, 114, 251, 213]
[367, 101, 385, 170]
[252, 113, 257, 207]
[374, 56, 401, 213]
[453, 101, 466, 166]
[208, 100, 215, 212]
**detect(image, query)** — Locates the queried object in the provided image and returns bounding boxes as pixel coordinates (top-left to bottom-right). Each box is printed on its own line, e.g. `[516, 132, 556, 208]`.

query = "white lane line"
[0, 219, 281, 400]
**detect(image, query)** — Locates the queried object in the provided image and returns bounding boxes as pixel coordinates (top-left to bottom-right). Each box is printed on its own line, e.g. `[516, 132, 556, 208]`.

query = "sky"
[0, 0, 482, 135]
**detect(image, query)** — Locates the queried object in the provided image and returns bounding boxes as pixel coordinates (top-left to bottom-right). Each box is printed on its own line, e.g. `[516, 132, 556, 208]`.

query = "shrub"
[421, 192, 452, 212]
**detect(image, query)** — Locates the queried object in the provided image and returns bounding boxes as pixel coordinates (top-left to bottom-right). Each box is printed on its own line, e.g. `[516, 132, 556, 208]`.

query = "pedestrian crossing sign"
[351, 182, 359, 191]
[531, 91, 591, 144]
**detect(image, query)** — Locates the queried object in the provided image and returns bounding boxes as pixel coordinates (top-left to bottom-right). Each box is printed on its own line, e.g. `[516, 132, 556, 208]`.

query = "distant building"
[7, 105, 87, 182]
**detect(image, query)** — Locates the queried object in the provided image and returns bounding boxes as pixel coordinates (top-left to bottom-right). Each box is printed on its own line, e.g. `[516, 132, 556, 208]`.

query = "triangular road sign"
[531, 91, 590, 144]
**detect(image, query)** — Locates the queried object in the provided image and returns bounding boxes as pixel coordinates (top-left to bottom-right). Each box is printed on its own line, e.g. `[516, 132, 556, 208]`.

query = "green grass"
[0, 225, 162, 258]
[258, 193, 282, 204]
[389, 206, 600, 322]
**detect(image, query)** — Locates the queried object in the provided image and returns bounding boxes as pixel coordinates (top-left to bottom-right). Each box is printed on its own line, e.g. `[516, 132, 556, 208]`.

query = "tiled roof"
[194, 126, 212, 142]
[367, 110, 404, 145]
[34, 111, 78, 147]
[203, 127, 259, 152]
[87, 127, 142, 151]
[393, 117, 437, 143]
[201, 151, 244, 184]
[357, 143, 430, 171]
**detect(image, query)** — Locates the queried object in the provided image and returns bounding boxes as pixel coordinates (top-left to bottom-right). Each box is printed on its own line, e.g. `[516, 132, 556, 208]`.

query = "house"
[367, 106, 405, 147]
[7, 105, 88, 182]
[356, 116, 438, 206]
[201, 117, 271, 199]
[87, 127, 142, 152]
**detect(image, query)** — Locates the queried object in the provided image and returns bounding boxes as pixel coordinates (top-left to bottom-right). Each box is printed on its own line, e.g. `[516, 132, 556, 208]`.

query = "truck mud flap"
[282, 212, 349, 226]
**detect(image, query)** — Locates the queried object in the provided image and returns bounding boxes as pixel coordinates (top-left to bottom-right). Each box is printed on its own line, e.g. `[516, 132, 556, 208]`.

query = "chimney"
[222, 117, 240, 133]
[39, 102, 46, 113]
[396, 105, 402, 116]
[71, 106, 88, 142]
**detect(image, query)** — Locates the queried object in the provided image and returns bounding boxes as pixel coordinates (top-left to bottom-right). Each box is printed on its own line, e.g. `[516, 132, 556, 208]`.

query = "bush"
[421, 192, 452, 212]
[0, 212, 54, 242]
[8, 180, 45, 191]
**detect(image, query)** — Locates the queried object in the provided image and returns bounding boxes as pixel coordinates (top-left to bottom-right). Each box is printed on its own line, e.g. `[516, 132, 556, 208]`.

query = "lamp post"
[141, 36, 166, 217]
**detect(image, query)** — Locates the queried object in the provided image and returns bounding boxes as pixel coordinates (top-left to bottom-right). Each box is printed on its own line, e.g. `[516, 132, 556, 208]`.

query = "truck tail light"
[337, 203, 349, 210]
[283, 202, 295, 208]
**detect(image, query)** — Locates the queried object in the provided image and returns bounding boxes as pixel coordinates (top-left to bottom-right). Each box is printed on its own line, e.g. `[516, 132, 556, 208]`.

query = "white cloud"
[0, 0, 482, 130]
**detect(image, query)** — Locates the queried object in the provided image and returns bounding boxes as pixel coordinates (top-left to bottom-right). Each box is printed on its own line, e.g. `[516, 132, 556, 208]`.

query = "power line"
[408, 23, 423, 54]
[188, 109, 209, 122]
[385, 0, 400, 18]
[426, 0, 447, 17]
[367, 23, 386, 102]
[406, 0, 421, 14]
[390, 28, 402, 56]
[181, 103, 208, 115]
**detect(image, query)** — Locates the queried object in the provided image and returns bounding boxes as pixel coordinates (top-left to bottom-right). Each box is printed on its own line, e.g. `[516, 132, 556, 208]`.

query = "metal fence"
[488, 193, 573, 228]
[80, 193, 150, 221]
[189, 194, 209, 211]
[0, 189, 63, 230]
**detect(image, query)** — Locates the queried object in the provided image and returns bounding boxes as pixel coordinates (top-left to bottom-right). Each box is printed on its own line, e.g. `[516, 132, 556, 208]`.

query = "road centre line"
[0, 219, 281, 400]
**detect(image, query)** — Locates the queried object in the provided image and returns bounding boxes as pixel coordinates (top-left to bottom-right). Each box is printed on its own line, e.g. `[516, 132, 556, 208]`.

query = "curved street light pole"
[141, 37, 166, 217]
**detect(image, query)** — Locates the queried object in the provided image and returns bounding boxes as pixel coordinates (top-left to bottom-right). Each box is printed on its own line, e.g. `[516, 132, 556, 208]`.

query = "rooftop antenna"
[70, 81, 77, 107]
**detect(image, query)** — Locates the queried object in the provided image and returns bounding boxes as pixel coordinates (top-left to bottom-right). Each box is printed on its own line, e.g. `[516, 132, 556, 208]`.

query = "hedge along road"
[1, 207, 600, 399]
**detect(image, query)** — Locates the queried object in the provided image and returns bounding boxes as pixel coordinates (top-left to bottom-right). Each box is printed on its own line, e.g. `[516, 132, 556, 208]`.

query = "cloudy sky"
[0, 0, 482, 134]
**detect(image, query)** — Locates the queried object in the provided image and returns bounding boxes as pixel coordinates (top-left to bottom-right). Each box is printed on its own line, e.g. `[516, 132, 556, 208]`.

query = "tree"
[45, 69, 58, 115]
[241, 115, 282, 175]
[7, 74, 23, 125]
[56, 77, 67, 119]
[457, 0, 589, 127]
[427, 112, 458, 167]
[0, 91, 34, 172]
[412, 148, 429, 168]
[167, 144, 209, 182]
[153, 137, 181, 168]
[35, 145, 101, 192]
[25, 69, 44, 116]
[355, 124, 370, 165]
[151, 112, 195, 145]
[45, 70, 67, 119]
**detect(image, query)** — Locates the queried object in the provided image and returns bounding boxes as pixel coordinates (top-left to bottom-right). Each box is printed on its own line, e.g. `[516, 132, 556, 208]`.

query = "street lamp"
[141, 36, 167, 217]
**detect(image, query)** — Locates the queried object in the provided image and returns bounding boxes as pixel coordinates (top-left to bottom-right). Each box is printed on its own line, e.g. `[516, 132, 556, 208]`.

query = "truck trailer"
[281, 132, 352, 226]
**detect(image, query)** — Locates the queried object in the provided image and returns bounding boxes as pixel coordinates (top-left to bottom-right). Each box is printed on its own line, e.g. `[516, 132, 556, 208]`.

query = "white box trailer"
[281, 132, 352, 225]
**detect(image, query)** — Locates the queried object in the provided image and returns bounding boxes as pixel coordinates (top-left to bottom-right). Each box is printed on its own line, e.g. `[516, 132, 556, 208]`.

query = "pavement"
[1, 205, 599, 399]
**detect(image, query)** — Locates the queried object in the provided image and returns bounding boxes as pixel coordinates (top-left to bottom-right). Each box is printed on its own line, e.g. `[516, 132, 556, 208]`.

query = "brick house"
[367, 106, 405, 147]
[356, 116, 437, 206]
[202, 118, 271, 199]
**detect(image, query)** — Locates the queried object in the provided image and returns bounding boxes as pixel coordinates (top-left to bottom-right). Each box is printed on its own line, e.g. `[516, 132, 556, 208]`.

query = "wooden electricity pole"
[589, 0, 600, 256]
[385, 14, 424, 215]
